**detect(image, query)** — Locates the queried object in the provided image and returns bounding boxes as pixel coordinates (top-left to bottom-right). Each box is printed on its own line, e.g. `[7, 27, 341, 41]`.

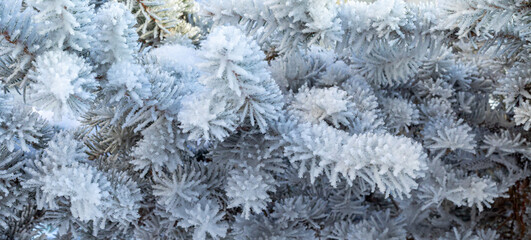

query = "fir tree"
[0, 0, 530, 239]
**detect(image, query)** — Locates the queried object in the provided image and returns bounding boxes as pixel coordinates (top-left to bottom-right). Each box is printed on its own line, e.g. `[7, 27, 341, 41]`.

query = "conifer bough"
[0, 0, 530, 239]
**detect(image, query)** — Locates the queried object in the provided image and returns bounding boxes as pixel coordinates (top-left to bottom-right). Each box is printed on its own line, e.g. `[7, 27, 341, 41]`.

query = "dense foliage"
[0, 0, 530, 239]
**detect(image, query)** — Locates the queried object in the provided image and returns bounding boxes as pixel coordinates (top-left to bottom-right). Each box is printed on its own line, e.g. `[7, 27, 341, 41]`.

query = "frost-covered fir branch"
[0, 0, 530, 239]
[120, 0, 201, 44]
